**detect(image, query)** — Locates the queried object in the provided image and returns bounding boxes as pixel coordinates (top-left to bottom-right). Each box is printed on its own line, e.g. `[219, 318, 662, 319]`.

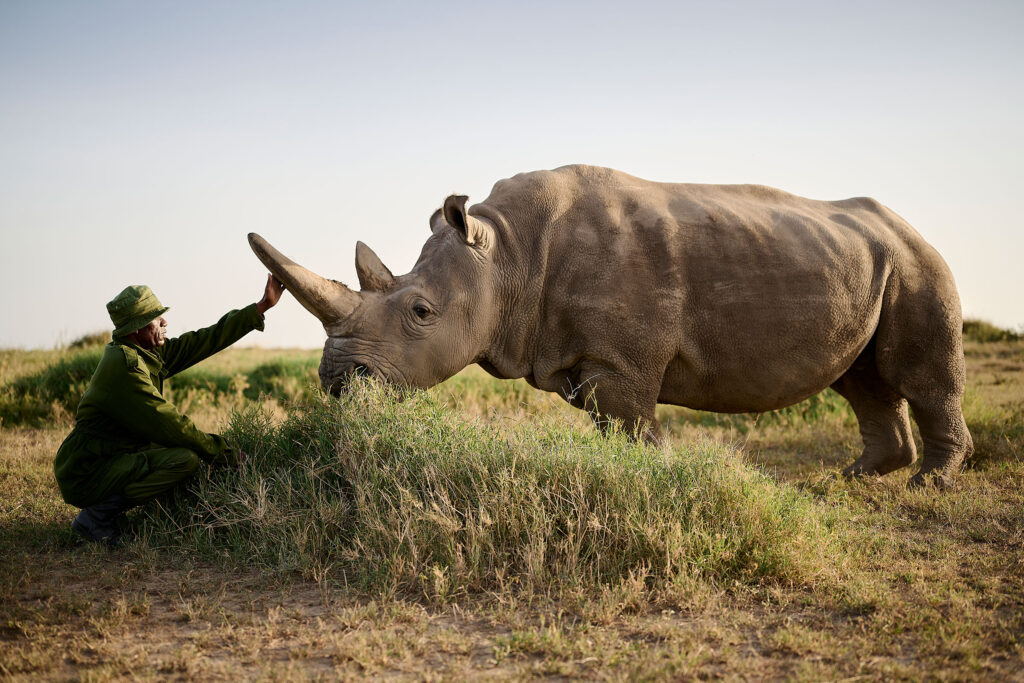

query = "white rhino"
[249, 164, 972, 488]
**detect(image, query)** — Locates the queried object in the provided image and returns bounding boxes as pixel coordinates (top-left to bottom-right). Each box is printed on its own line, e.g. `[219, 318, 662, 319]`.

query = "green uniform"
[54, 304, 264, 508]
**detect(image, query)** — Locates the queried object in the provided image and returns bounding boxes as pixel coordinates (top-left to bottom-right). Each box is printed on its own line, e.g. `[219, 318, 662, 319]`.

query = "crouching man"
[54, 275, 286, 545]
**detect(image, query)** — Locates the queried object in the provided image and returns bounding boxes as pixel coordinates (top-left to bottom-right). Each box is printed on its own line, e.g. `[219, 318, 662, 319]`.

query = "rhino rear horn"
[442, 195, 493, 249]
[248, 233, 361, 325]
[355, 241, 394, 292]
[429, 208, 446, 235]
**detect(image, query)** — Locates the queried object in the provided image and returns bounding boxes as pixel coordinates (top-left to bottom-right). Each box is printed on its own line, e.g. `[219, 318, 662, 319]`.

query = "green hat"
[107, 285, 170, 337]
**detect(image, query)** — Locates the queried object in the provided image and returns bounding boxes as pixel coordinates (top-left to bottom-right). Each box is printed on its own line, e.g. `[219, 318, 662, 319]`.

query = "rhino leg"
[903, 397, 973, 489]
[874, 293, 974, 489]
[832, 352, 917, 477]
[562, 362, 662, 444]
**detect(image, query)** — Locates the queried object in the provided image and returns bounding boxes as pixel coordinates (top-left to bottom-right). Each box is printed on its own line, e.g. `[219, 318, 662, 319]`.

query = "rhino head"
[248, 195, 499, 394]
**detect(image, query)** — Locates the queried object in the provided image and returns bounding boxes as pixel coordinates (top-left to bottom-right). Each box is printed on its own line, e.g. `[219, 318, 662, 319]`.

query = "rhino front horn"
[248, 233, 361, 325]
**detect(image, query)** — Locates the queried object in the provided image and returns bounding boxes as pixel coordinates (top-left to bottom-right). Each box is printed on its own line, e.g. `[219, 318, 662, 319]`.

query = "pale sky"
[1, 0, 1021, 349]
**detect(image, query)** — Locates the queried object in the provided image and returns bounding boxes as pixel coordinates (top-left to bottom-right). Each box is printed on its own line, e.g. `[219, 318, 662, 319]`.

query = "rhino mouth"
[320, 361, 377, 396]
[320, 336, 413, 395]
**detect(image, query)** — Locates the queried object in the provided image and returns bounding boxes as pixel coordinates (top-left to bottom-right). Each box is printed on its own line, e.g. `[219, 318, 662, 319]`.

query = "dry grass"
[1, 339, 1022, 680]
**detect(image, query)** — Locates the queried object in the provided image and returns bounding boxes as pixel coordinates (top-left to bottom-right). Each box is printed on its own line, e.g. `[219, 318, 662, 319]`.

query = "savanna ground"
[1, 321, 1022, 681]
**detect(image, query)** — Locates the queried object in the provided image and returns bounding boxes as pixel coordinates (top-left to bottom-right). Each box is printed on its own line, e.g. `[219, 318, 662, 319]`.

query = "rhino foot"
[842, 447, 916, 479]
[841, 462, 879, 479]
[907, 470, 956, 490]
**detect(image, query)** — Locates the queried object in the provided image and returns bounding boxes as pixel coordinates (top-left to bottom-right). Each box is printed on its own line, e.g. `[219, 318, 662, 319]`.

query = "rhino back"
[478, 165, 948, 413]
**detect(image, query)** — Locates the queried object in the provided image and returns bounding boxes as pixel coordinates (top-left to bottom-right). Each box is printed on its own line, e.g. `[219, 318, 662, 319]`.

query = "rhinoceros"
[249, 164, 972, 487]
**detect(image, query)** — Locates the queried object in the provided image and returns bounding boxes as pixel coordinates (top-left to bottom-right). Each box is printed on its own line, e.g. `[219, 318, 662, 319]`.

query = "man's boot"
[71, 495, 134, 546]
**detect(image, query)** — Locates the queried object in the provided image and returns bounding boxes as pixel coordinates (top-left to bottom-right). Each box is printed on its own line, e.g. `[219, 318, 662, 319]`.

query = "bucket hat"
[107, 285, 169, 337]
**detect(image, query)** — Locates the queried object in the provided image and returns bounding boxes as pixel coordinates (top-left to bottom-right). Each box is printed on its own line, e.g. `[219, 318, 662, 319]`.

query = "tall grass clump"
[144, 380, 845, 604]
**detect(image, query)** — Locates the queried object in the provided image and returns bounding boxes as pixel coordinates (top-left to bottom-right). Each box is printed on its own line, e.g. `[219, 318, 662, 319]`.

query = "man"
[54, 275, 286, 545]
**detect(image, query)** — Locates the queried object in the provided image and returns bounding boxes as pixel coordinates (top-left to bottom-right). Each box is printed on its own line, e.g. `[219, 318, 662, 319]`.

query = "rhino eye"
[413, 303, 431, 320]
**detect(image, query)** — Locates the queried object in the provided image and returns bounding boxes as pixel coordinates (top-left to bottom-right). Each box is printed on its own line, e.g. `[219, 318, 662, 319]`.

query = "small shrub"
[963, 319, 1022, 343]
[66, 330, 111, 349]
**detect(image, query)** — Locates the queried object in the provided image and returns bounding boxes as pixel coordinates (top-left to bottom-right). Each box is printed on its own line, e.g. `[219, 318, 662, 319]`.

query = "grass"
[143, 382, 843, 604]
[0, 328, 1022, 679]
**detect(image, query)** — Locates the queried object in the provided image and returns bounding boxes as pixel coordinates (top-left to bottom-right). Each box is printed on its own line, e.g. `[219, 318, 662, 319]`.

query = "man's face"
[132, 316, 167, 350]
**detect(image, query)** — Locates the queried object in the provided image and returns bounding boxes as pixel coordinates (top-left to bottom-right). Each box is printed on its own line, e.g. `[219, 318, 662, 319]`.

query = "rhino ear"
[429, 208, 447, 235]
[443, 195, 493, 250]
[355, 241, 394, 292]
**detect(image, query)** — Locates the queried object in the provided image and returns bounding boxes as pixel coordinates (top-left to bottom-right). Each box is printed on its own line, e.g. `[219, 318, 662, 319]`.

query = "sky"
[1, 0, 1022, 349]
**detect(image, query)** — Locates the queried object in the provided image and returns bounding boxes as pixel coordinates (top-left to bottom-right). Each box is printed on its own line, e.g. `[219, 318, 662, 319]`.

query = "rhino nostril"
[352, 364, 370, 378]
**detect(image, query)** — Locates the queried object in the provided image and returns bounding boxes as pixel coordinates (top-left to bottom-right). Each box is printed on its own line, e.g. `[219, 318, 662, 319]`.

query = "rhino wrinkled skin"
[249, 164, 972, 488]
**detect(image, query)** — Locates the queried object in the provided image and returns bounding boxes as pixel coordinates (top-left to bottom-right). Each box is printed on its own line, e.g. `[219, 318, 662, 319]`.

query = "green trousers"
[120, 447, 200, 505]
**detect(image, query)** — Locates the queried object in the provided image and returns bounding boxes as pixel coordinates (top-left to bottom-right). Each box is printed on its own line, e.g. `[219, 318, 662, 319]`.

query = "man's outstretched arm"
[161, 275, 286, 376]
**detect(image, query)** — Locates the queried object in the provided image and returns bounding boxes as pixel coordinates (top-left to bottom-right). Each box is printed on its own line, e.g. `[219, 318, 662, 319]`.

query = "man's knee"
[122, 448, 202, 504]
[183, 450, 200, 473]
[154, 448, 200, 474]
[144, 447, 202, 481]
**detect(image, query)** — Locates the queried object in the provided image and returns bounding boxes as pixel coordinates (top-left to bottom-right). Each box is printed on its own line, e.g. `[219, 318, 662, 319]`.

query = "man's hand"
[256, 274, 286, 316]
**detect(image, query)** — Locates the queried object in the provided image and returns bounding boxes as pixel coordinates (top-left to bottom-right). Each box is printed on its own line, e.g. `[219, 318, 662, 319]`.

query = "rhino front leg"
[561, 362, 663, 444]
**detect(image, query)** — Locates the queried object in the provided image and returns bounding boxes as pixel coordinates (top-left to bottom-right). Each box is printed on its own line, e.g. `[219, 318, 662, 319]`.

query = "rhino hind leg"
[904, 396, 973, 489]
[832, 351, 917, 477]
[874, 292, 974, 489]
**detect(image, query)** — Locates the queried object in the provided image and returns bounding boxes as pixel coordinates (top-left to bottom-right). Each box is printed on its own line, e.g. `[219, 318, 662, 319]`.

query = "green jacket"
[54, 304, 264, 507]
